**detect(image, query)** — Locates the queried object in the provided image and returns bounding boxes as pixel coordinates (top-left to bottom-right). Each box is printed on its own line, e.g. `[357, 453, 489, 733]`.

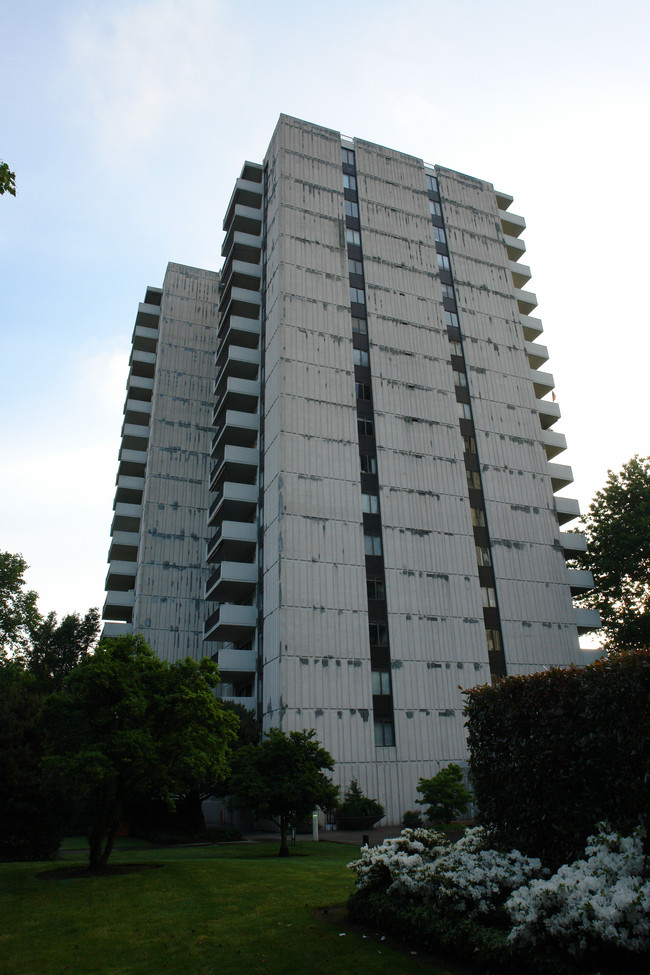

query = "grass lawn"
[2, 840, 461, 975]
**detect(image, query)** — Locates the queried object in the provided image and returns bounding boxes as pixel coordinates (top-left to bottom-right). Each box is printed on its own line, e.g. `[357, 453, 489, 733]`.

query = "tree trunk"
[278, 815, 290, 857]
[88, 822, 103, 872]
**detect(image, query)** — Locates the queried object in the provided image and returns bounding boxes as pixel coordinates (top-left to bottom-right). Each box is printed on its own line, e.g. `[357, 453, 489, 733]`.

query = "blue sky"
[1, 0, 648, 622]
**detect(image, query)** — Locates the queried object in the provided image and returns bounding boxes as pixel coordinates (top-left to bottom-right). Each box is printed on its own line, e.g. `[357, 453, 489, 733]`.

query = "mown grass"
[2, 841, 458, 975]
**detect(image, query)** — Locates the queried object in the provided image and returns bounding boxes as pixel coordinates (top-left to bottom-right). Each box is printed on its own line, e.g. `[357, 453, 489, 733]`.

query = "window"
[429, 200, 442, 217]
[343, 173, 357, 190]
[364, 532, 382, 556]
[485, 628, 502, 654]
[457, 401, 472, 420]
[445, 310, 459, 329]
[355, 381, 371, 400]
[475, 545, 492, 567]
[369, 620, 388, 646]
[352, 315, 367, 334]
[481, 586, 497, 608]
[449, 339, 463, 356]
[342, 147, 355, 165]
[362, 491, 379, 513]
[437, 253, 450, 271]
[433, 225, 446, 244]
[350, 287, 365, 304]
[374, 719, 395, 747]
[345, 200, 359, 218]
[354, 348, 369, 367]
[454, 370, 467, 388]
[360, 454, 377, 474]
[367, 576, 385, 600]
[358, 417, 374, 438]
[346, 228, 361, 246]
[372, 670, 391, 695]
[471, 506, 486, 528]
[348, 258, 363, 275]
[441, 282, 455, 300]
[426, 174, 439, 193]
[463, 435, 477, 454]
[466, 469, 481, 490]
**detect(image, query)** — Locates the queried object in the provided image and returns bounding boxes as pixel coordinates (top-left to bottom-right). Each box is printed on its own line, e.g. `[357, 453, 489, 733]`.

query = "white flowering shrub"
[506, 824, 650, 956]
[349, 826, 544, 916]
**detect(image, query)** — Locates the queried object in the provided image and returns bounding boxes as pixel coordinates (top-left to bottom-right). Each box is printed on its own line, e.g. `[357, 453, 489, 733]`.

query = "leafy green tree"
[0, 552, 40, 656]
[0, 161, 16, 197]
[416, 764, 472, 826]
[229, 728, 338, 857]
[337, 779, 384, 824]
[25, 608, 100, 689]
[41, 635, 238, 871]
[574, 456, 650, 651]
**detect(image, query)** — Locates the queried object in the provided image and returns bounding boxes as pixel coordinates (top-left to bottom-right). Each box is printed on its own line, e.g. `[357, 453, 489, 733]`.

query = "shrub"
[337, 780, 384, 824]
[401, 809, 422, 828]
[416, 763, 472, 825]
[465, 649, 650, 867]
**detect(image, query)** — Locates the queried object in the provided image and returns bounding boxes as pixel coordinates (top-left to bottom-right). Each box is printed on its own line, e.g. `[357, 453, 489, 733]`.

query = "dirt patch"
[38, 863, 163, 880]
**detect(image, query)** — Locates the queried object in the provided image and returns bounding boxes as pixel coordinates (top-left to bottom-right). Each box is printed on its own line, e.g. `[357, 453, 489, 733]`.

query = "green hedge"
[465, 649, 650, 867]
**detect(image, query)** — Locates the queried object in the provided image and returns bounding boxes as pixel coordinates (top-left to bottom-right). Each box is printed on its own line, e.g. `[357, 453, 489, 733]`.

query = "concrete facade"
[104, 116, 598, 823]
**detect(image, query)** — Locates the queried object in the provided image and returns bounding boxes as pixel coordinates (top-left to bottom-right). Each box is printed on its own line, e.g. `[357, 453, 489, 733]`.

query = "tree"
[0, 552, 40, 657]
[229, 728, 338, 857]
[416, 764, 472, 826]
[25, 608, 100, 689]
[41, 635, 238, 871]
[574, 456, 650, 651]
[0, 161, 16, 197]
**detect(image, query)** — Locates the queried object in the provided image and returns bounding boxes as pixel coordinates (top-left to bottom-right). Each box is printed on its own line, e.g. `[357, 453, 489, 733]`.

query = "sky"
[1, 0, 649, 626]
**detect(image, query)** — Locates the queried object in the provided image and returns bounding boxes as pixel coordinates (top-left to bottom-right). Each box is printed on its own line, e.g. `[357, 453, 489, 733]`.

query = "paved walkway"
[243, 825, 402, 847]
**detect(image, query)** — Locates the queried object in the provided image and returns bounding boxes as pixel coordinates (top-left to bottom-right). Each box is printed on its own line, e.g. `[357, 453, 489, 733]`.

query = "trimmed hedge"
[465, 649, 650, 867]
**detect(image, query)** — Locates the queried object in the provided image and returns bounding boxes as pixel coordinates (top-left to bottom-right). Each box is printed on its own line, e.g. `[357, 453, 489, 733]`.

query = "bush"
[465, 649, 650, 867]
[416, 763, 472, 825]
[337, 780, 384, 827]
[401, 810, 422, 828]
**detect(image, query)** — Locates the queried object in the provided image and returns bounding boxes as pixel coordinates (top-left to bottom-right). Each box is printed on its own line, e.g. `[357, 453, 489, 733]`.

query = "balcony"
[208, 481, 258, 525]
[515, 287, 538, 315]
[103, 590, 134, 623]
[509, 260, 532, 289]
[118, 447, 147, 478]
[212, 647, 257, 683]
[211, 410, 259, 455]
[525, 340, 549, 369]
[520, 314, 543, 342]
[132, 324, 158, 354]
[129, 348, 157, 378]
[108, 530, 140, 562]
[127, 374, 153, 400]
[223, 202, 263, 237]
[495, 189, 514, 211]
[555, 496, 581, 525]
[115, 474, 145, 505]
[536, 397, 561, 429]
[500, 210, 526, 238]
[210, 444, 259, 490]
[213, 377, 260, 421]
[204, 604, 257, 643]
[503, 233, 526, 262]
[206, 519, 257, 564]
[530, 368, 555, 399]
[101, 621, 133, 639]
[221, 229, 262, 265]
[111, 501, 142, 533]
[574, 607, 601, 634]
[215, 344, 260, 383]
[105, 560, 137, 592]
[548, 463, 574, 492]
[559, 530, 586, 556]
[123, 398, 151, 426]
[220, 258, 262, 296]
[218, 284, 262, 322]
[121, 423, 149, 452]
[541, 428, 567, 460]
[217, 313, 261, 350]
[134, 301, 161, 328]
[205, 561, 257, 602]
[566, 568, 595, 595]
[223, 179, 263, 231]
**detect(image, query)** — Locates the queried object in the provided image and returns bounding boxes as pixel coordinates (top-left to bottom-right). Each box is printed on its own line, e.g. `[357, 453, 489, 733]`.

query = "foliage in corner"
[465, 649, 650, 867]
[0, 552, 40, 656]
[0, 161, 16, 197]
[573, 455, 650, 651]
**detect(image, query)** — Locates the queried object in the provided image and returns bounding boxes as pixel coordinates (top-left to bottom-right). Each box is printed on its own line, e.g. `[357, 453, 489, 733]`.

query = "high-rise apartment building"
[103, 116, 599, 821]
